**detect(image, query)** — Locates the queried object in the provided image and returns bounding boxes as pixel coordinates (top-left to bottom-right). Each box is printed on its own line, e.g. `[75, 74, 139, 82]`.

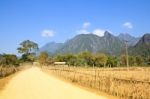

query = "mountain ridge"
[39, 32, 149, 56]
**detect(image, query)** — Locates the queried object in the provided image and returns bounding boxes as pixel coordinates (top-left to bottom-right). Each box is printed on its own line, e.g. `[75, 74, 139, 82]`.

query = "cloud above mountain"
[93, 29, 105, 37]
[77, 22, 106, 37]
[82, 22, 91, 29]
[77, 22, 91, 34]
[123, 22, 133, 29]
[41, 29, 55, 37]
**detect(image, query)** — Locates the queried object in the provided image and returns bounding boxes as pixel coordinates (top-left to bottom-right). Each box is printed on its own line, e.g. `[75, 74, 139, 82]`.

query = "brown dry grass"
[45, 66, 150, 99]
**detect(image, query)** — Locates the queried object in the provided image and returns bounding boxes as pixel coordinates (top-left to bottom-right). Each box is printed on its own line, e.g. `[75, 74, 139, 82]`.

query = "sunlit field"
[45, 66, 150, 99]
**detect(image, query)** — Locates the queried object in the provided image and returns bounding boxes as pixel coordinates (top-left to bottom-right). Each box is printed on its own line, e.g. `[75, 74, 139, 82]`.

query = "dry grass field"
[45, 66, 150, 99]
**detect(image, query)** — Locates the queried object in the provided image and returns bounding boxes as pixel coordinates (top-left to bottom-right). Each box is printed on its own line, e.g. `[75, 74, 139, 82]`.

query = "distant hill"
[129, 33, 150, 57]
[118, 33, 140, 46]
[39, 42, 63, 55]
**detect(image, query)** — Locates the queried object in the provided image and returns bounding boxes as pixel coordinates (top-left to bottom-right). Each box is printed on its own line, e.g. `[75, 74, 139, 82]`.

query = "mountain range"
[39, 31, 150, 57]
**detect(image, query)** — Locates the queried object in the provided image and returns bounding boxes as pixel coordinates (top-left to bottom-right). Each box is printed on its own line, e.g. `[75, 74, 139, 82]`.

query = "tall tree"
[17, 40, 39, 62]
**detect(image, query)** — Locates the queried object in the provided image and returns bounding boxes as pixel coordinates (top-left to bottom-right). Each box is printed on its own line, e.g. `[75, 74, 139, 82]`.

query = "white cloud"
[93, 29, 105, 37]
[82, 22, 91, 29]
[41, 29, 55, 37]
[77, 29, 90, 34]
[123, 22, 133, 29]
[77, 22, 91, 34]
[77, 22, 108, 37]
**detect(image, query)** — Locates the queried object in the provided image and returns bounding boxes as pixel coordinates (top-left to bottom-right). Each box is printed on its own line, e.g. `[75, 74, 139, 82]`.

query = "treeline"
[38, 51, 150, 67]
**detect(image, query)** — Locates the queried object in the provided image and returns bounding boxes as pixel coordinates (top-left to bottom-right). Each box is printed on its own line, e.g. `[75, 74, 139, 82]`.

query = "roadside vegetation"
[0, 54, 19, 77]
[0, 40, 39, 78]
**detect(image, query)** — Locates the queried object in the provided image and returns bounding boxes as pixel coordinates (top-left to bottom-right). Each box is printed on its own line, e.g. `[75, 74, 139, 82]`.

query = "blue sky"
[0, 0, 150, 54]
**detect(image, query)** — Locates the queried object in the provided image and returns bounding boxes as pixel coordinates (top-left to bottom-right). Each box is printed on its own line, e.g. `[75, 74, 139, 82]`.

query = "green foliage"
[17, 40, 39, 54]
[94, 53, 108, 67]
[135, 56, 144, 66]
[0, 54, 19, 67]
[54, 52, 108, 67]
[147, 57, 150, 65]
[17, 40, 39, 62]
[53, 52, 147, 67]
[55, 55, 66, 62]
[55, 54, 77, 66]
[120, 55, 127, 66]
[38, 52, 49, 65]
[78, 51, 93, 66]
[106, 56, 119, 67]
[64, 54, 77, 66]
[128, 56, 136, 66]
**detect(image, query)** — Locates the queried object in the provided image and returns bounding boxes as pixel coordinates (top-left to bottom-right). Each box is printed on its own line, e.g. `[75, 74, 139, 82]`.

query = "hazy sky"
[0, 0, 150, 54]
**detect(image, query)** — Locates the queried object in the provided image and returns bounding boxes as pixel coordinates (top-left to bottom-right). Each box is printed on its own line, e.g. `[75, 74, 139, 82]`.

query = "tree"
[38, 52, 49, 66]
[0, 54, 19, 67]
[106, 56, 119, 67]
[147, 56, 150, 65]
[94, 53, 108, 67]
[78, 51, 93, 66]
[128, 56, 136, 66]
[55, 54, 66, 62]
[0, 54, 6, 66]
[65, 54, 77, 66]
[120, 55, 126, 66]
[135, 56, 144, 66]
[17, 40, 39, 62]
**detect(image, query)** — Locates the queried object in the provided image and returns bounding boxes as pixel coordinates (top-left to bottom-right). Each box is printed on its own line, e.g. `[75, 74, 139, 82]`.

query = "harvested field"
[45, 66, 150, 99]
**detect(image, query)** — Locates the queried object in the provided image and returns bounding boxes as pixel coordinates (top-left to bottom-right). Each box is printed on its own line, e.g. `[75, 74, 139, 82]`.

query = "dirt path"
[0, 67, 108, 99]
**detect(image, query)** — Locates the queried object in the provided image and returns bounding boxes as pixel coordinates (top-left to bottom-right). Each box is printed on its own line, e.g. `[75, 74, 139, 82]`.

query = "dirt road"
[0, 67, 108, 99]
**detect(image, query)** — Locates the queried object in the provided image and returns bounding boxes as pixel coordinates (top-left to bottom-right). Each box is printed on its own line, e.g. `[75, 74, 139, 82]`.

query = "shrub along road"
[0, 67, 108, 99]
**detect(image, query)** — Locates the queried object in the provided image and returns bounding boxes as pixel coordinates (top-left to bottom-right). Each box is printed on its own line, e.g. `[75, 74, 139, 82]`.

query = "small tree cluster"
[0, 54, 19, 67]
[38, 52, 49, 66]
